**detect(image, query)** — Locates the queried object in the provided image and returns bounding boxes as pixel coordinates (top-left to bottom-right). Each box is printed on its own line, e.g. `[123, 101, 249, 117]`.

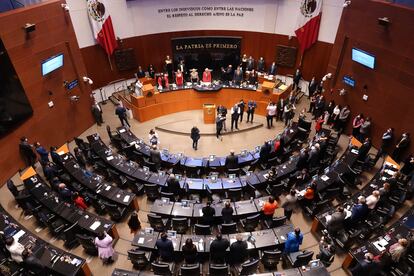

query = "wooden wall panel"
[324, 0, 414, 156]
[0, 0, 94, 185]
[81, 30, 333, 89]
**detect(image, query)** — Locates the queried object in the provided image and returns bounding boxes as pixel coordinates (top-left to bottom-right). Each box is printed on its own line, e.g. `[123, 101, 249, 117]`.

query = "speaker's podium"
[203, 103, 216, 124]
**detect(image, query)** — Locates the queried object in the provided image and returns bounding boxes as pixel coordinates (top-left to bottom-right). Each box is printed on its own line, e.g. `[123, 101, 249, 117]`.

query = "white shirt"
[148, 133, 160, 144]
[231, 106, 240, 114]
[267, 105, 277, 116]
[6, 241, 25, 263]
[366, 195, 379, 209]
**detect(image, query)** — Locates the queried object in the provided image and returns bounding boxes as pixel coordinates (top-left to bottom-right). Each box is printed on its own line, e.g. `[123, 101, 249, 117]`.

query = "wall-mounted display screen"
[343, 75, 356, 87]
[41, 53, 64, 76]
[352, 48, 375, 69]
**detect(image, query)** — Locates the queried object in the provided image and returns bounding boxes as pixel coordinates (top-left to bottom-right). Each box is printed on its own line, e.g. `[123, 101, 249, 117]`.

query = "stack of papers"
[123, 195, 130, 202]
[89, 221, 101, 231]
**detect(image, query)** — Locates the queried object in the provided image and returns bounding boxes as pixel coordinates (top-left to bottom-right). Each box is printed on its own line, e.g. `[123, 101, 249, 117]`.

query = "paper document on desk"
[105, 186, 111, 191]
[119, 129, 126, 133]
[106, 156, 114, 161]
[325, 215, 332, 223]
[351, 149, 359, 154]
[321, 175, 329, 181]
[373, 241, 386, 252]
[123, 195, 130, 202]
[90, 221, 101, 230]
[138, 237, 144, 244]
[13, 230, 25, 240]
[379, 238, 388, 247]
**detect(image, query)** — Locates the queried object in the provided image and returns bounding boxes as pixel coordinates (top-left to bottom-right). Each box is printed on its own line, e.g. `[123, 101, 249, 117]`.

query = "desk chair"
[172, 218, 189, 234]
[240, 214, 260, 232]
[227, 168, 241, 176]
[245, 183, 260, 199]
[144, 158, 158, 172]
[123, 175, 144, 195]
[303, 198, 330, 217]
[76, 234, 98, 256]
[128, 250, 150, 270]
[144, 184, 160, 201]
[288, 250, 314, 267]
[84, 192, 106, 215]
[180, 263, 201, 276]
[235, 259, 259, 275]
[102, 201, 127, 222]
[160, 192, 175, 202]
[261, 250, 281, 270]
[151, 262, 173, 276]
[63, 222, 80, 249]
[219, 223, 238, 234]
[194, 224, 211, 235]
[92, 160, 108, 175]
[209, 264, 229, 276]
[225, 188, 242, 202]
[264, 216, 286, 229]
[266, 183, 284, 198]
[148, 213, 169, 232]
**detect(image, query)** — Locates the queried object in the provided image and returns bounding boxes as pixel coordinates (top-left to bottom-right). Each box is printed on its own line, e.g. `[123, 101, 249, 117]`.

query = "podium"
[142, 84, 154, 97]
[203, 104, 216, 124]
[262, 81, 275, 94]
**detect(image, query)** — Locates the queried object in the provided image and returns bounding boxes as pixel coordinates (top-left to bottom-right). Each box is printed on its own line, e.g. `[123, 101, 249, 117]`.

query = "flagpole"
[107, 53, 113, 71]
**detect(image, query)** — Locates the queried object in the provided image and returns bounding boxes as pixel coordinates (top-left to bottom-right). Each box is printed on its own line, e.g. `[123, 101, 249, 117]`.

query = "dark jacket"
[358, 141, 372, 160]
[115, 106, 127, 118]
[225, 154, 239, 170]
[202, 205, 215, 225]
[190, 127, 200, 141]
[22, 255, 46, 276]
[150, 149, 162, 165]
[260, 143, 272, 162]
[327, 211, 346, 233]
[221, 206, 234, 223]
[155, 238, 174, 261]
[167, 178, 181, 194]
[349, 203, 369, 223]
[210, 238, 230, 263]
[229, 240, 248, 264]
[182, 244, 197, 264]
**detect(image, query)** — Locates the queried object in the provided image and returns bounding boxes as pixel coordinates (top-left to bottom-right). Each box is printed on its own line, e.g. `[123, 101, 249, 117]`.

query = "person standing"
[216, 114, 226, 141]
[177, 60, 186, 80]
[229, 234, 248, 265]
[155, 232, 174, 262]
[148, 64, 156, 79]
[257, 57, 265, 72]
[238, 99, 245, 123]
[164, 55, 173, 83]
[308, 77, 318, 98]
[359, 117, 371, 141]
[127, 211, 141, 236]
[284, 103, 294, 127]
[34, 142, 49, 166]
[115, 103, 130, 127]
[230, 104, 240, 131]
[268, 61, 277, 75]
[190, 126, 200, 150]
[246, 100, 257, 123]
[233, 67, 243, 85]
[284, 228, 303, 253]
[381, 128, 394, 153]
[148, 129, 160, 146]
[175, 69, 184, 86]
[337, 105, 351, 133]
[150, 145, 162, 171]
[19, 137, 36, 167]
[182, 238, 198, 264]
[276, 98, 285, 122]
[221, 201, 234, 224]
[91, 100, 104, 126]
[392, 133, 410, 162]
[190, 69, 199, 83]
[202, 201, 215, 225]
[247, 56, 255, 71]
[352, 114, 364, 139]
[225, 150, 239, 170]
[262, 196, 278, 220]
[282, 190, 297, 221]
[217, 105, 228, 131]
[94, 232, 114, 264]
[266, 102, 276, 129]
[241, 54, 248, 72]
[292, 68, 302, 91]
[210, 234, 230, 264]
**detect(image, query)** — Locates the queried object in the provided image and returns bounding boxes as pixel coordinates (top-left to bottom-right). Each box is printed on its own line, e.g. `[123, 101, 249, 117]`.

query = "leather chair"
[144, 183, 160, 201]
[288, 250, 314, 267]
[264, 216, 286, 229]
[147, 213, 169, 232]
[194, 224, 211, 235]
[85, 192, 106, 215]
[102, 201, 126, 222]
[209, 264, 229, 276]
[76, 234, 98, 256]
[62, 222, 80, 249]
[123, 175, 144, 195]
[240, 214, 260, 232]
[266, 183, 285, 198]
[127, 250, 150, 270]
[219, 223, 238, 234]
[151, 262, 173, 276]
[227, 168, 240, 176]
[238, 259, 259, 275]
[172, 218, 189, 234]
[225, 188, 242, 202]
[160, 191, 175, 202]
[180, 264, 201, 276]
[261, 250, 281, 270]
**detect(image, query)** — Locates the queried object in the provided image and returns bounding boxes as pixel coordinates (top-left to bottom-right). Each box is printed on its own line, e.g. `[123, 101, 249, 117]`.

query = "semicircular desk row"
[84, 128, 360, 197]
[122, 85, 291, 122]
[0, 205, 91, 276]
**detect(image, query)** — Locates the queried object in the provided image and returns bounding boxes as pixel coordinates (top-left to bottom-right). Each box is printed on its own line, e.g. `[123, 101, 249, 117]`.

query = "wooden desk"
[123, 87, 291, 122]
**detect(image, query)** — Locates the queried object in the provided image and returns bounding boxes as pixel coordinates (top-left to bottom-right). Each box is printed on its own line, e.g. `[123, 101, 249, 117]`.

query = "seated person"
[221, 201, 234, 224]
[202, 68, 212, 83]
[326, 206, 346, 235]
[229, 234, 248, 264]
[72, 192, 88, 210]
[58, 183, 73, 202]
[316, 237, 335, 267]
[5, 236, 25, 263]
[157, 73, 169, 89]
[350, 253, 380, 276]
[284, 227, 303, 253]
[366, 190, 380, 210]
[225, 150, 239, 170]
[210, 234, 230, 264]
[389, 238, 409, 263]
[155, 232, 174, 262]
[346, 196, 369, 226]
[291, 169, 310, 187]
[247, 69, 258, 85]
[202, 201, 215, 225]
[21, 249, 46, 275]
[262, 196, 278, 219]
[301, 180, 317, 204]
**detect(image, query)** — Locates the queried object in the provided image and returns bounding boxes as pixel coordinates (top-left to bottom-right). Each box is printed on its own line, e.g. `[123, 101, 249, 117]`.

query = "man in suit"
[247, 56, 255, 71]
[327, 206, 346, 235]
[259, 141, 272, 164]
[392, 133, 410, 162]
[155, 232, 174, 262]
[358, 138, 372, 161]
[246, 100, 257, 123]
[225, 150, 239, 170]
[238, 99, 245, 123]
[308, 144, 321, 169]
[308, 77, 318, 98]
[381, 128, 394, 153]
[296, 148, 309, 170]
[202, 201, 215, 225]
[91, 100, 104, 126]
[347, 196, 369, 226]
[210, 234, 230, 264]
[136, 65, 146, 78]
[229, 234, 248, 264]
[314, 95, 326, 119]
[19, 137, 36, 167]
[167, 174, 181, 195]
[276, 98, 285, 122]
[177, 60, 186, 80]
[293, 68, 302, 91]
[230, 104, 240, 131]
[216, 114, 226, 140]
[21, 249, 46, 276]
[257, 57, 265, 72]
[115, 103, 130, 127]
[268, 62, 277, 75]
[150, 144, 162, 171]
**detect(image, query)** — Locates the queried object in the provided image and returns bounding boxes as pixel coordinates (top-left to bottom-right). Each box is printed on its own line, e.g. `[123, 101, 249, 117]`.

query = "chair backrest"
[160, 191, 174, 201]
[228, 188, 242, 202]
[271, 216, 286, 227]
[209, 264, 229, 276]
[263, 250, 282, 261]
[151, 262, 171, 275]
[172, 218, 188, 233]
[180, 264, 200, 276]
[76, 234, 98, 255]
[145, 184, 159, 200]
[128, 250, 146, 261]
[147, 213, 163, 228]
[195, 224, 211, 235]
[247, 213, 260, 224]
[240, 259, 259, 275]
[220, 223, 237, 234]
[294, 251, 314, 267]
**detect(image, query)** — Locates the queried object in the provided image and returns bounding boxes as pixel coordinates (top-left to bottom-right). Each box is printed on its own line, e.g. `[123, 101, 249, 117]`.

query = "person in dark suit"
[58, 183, 73, 202]
[392, 133, 410, 162]
[202, 201, 215, 225]
[210, 234, 230, 264]
[327, 206, 346, 235]
[115, 103, 130, 127]
[221, 201, 234, 224]
[308, 144, 321, 169]
[259, 141, 272, 164]
[150, 145, 161, 171]
[229, 234, 248, 264]
[216, 114, 226, 140]
[136, 65, 146, 78]
[190, 126, 200, 150]
[19, 137, 36, 167]
[268, 62, 277, 75]
[246, 100, 257, 123]
[49, 146, 62, 166]
[308, 77, 318, 98]
[247, 69, 258, 85]
[381, 128, 394, 153]
[177, 60, 186, 80]
[225, 150, 239, 170]
[230, 104, 240, 131]
[314, 95, 326, 119]
[91, 100, 104, 126]
[21, 249, 46, 276]
[233, 67, 243, 85]
[182, 238, 197, 264]
[34, 142, 49, 166]
[350, 253, 381, 276]
[167, 174, 181, 195]
[296, 148, 309, 170]
[43, 162, 58, 181]
[238, 99, 245, 123]
[257, 57, 265, 72]
[155, 232, 174, 262]
[148, 64, 156, 79]
[247, 56, 255, 71]
[358, 138, 372, 161]
[293, 68, 302, 91]
[347, 196, 369, 226]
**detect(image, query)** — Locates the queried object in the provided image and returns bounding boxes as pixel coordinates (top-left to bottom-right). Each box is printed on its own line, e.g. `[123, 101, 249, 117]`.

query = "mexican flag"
[294, 0, 323, 54]
[87, 0, 118, 55]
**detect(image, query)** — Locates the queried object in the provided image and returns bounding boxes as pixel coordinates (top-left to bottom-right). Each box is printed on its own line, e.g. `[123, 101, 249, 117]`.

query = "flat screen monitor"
[343, 75, 355, 87]
[41, 53, 63, 76]
[352, 48, 375, 69]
